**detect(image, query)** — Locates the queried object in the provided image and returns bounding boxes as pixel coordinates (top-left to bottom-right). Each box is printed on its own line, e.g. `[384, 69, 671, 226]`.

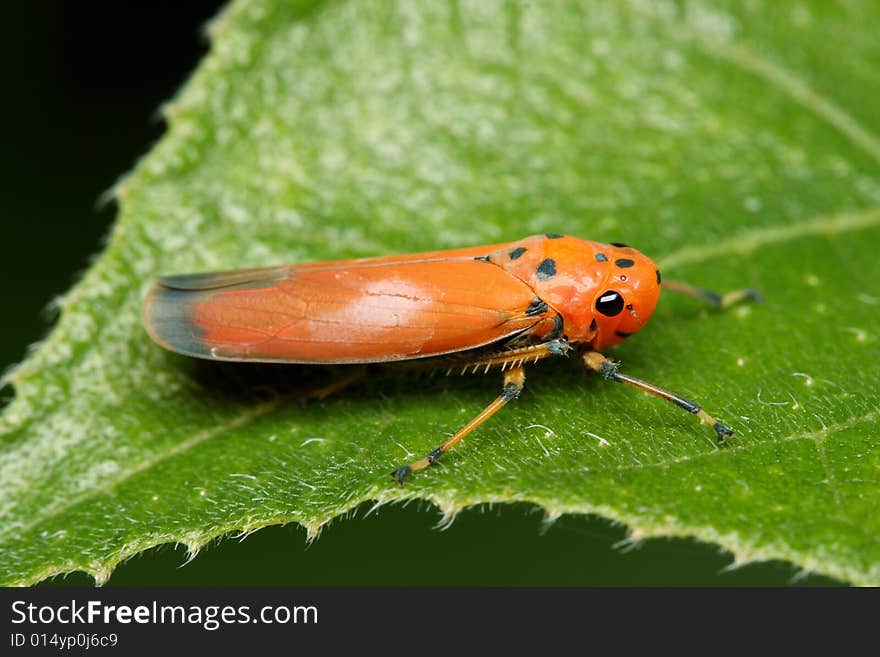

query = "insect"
[143, 233, 759, 484]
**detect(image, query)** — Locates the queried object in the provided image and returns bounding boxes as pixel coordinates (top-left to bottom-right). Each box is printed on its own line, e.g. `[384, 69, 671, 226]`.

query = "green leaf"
[2, 0, 879, 586]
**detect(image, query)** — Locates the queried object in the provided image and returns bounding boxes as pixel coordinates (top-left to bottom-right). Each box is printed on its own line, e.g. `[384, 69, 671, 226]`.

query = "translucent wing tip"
[142, 282, 212, 359]
[143, 265, 289, 359]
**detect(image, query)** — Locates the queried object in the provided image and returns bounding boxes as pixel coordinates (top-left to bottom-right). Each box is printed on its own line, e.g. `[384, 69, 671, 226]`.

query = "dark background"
[1, 2, 839, 586]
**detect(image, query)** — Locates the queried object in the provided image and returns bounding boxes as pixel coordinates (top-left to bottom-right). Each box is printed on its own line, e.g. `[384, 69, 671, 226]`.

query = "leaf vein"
[626, 1, 880, 167]
[658, 206, 880, 269]
[581, 410, 879, 475]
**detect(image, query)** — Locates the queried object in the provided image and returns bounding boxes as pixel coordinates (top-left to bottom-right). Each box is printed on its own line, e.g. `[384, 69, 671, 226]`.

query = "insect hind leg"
[298, 366, 366, 405]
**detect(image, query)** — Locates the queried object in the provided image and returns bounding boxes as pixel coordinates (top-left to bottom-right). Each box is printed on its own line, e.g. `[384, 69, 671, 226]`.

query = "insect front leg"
[582, 351, 733, 442]
[391, 366, 526, 485]
[662, 279, 762, 308]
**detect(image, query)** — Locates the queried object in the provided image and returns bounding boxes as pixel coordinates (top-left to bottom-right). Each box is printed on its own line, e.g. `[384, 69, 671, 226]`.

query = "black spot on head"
[615, 331, 633, 338]
[656, 269, 662, 284]
[615, 258, 635, 268]
[610, 242, 629, 248]
[595, 253, 608, 262]
[536, 258, 557, 281]
[508, 247, 527, 260]
[545, 233, 564, 239]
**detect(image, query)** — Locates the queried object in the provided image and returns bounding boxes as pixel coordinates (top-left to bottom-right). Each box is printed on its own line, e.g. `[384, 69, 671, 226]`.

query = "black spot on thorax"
[525, 298, 548, 316]
[536, 258, 556, 281]
[615, 258, 635, 268]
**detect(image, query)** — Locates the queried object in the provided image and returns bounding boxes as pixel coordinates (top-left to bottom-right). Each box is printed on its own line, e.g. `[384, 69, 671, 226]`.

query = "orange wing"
[143, 251, 546, 364]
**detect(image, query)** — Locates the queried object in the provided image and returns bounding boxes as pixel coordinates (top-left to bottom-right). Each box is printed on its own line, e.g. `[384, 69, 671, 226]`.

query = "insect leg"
[662, 279, 762, 308]
[582, 351, 733, 443]
[391, 366, 526, 485]
[300, 366, 366, 404]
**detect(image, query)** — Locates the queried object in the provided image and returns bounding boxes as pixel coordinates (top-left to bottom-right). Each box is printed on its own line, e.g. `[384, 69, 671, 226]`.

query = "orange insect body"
[143, 234, 662, 363]
[144, 233, 747, 484]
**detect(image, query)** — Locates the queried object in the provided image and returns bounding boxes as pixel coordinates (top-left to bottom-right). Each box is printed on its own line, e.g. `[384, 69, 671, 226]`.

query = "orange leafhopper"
[144, 234, 758, 483]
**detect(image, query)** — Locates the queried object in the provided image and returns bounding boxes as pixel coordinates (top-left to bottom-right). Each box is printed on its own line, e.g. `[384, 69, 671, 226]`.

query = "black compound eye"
[596, 290, 625, 317]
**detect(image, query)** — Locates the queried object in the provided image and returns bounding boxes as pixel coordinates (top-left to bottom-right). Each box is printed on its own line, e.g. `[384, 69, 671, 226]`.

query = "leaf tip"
[434, 499, 464, 531]
[97, 174, 132, 210]
[303, 521, 324, 542]
[178, 531, 208, 564]
[539, 508, 563, 533]
[91, 566, 114, 587]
